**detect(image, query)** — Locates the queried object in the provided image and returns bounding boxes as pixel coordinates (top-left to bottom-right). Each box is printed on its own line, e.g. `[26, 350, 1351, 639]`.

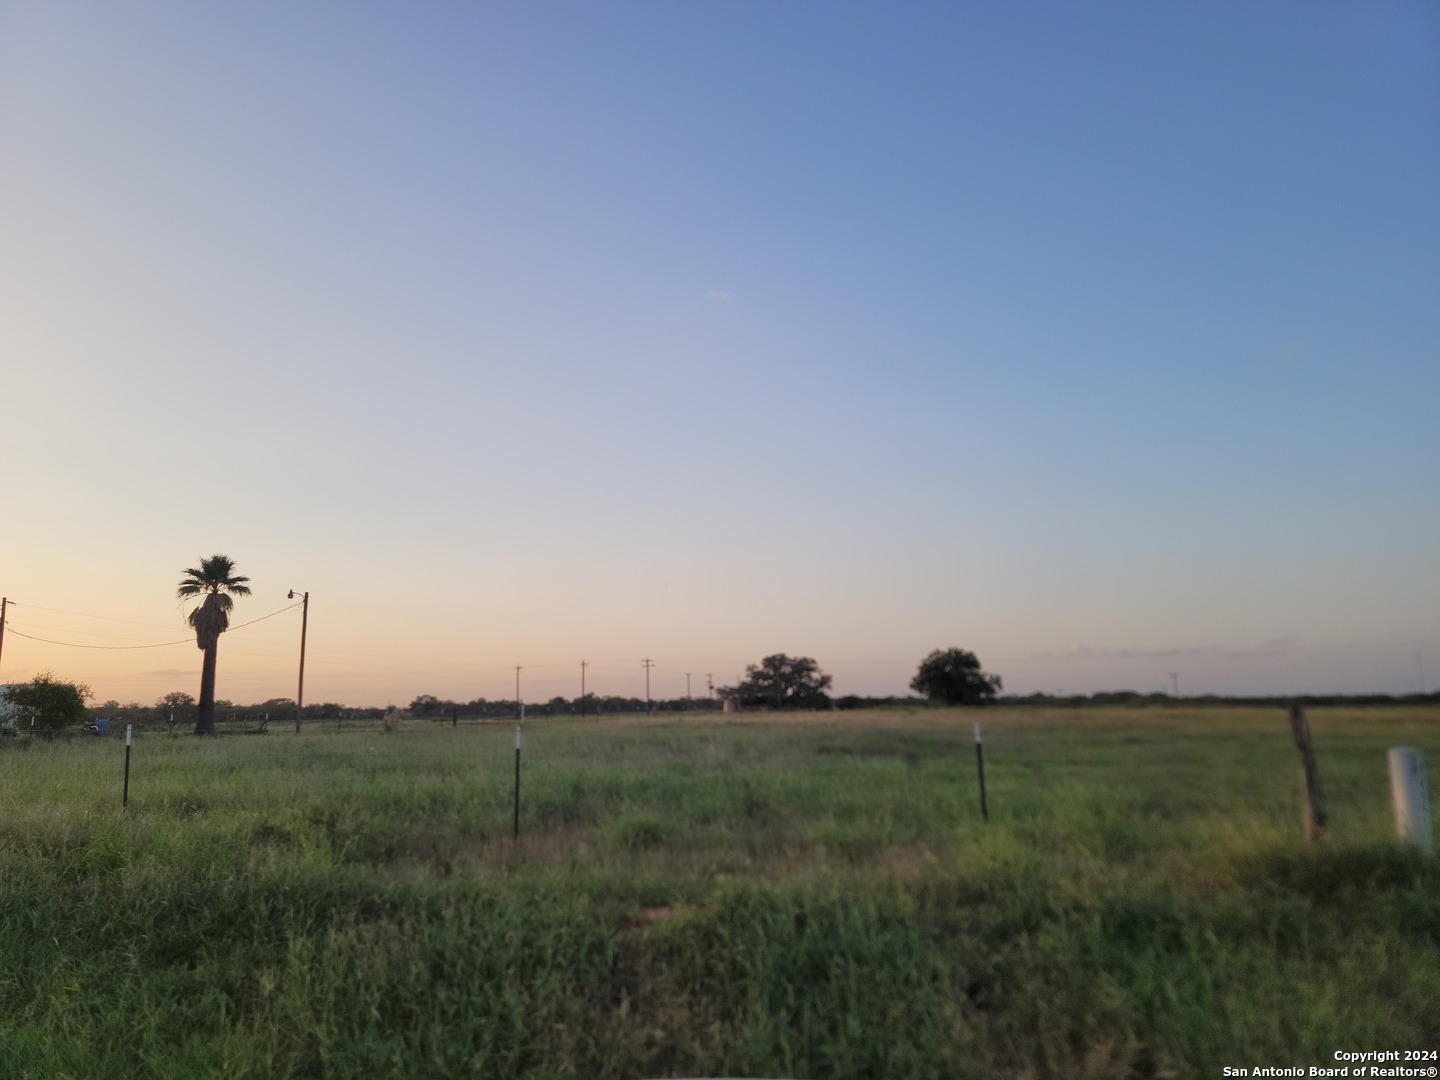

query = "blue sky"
[1, 2, 1436, 705]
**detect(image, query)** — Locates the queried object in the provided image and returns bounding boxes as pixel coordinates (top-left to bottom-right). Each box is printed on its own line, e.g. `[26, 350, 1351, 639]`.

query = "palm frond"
[176, 554, 253, 599]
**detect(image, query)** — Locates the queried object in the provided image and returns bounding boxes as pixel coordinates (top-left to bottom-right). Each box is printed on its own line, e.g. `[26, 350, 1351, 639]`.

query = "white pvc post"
[1388, 747, 1433, 855]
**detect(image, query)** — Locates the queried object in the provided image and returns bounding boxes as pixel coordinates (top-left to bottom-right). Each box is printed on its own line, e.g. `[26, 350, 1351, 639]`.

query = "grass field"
[1, 706, 1436, 1080]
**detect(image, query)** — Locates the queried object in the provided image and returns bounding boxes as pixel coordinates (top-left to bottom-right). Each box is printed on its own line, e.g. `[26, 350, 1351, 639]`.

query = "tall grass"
[1, 706, 1436, 1078]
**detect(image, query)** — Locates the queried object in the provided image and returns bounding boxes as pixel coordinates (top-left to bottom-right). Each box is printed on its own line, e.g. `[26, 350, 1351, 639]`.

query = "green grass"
[1, 706, 1437, 1079]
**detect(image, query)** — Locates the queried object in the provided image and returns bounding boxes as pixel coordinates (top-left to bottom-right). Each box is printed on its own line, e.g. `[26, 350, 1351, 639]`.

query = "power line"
[3, 599, 463, 669]
[11, 621, 183, 644]
[3, 603, 301, 650]
[5, 627, 190, 650]
[4, 602, 188, 633]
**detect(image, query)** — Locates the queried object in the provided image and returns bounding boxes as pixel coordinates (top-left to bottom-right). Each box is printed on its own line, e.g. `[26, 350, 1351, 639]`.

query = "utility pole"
[0, 597, 8, 679]
[706, 673, 713, 704]
[581, 659, 588, 716]
[686, 672, 693, 709]
[515, 666, 522, 721]
[641, 658, 654, 713]
[1169, 672, 1179, 698]
[288, 590, 309, 734]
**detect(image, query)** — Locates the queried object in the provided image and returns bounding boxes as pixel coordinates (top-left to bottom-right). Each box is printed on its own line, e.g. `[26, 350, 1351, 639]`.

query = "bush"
[3, 672, 92, 735]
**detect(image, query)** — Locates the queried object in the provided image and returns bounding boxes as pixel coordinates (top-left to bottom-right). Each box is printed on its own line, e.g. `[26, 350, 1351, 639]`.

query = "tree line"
[3, 646, 1004, 734]
[13, 553, 1431, 738]
[408, 694, 724, 719]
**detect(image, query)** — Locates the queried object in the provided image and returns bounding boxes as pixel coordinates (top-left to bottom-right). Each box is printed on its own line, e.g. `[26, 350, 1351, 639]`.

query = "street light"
[287, 589, 309, 734]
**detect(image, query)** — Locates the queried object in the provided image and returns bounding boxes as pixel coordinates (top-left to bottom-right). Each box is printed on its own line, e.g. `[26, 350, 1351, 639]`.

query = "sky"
[1, 1, 1436, 707]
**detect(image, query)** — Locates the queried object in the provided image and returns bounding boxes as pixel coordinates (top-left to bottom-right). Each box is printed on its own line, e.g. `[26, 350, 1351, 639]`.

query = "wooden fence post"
[1288, 704, 1327, 840]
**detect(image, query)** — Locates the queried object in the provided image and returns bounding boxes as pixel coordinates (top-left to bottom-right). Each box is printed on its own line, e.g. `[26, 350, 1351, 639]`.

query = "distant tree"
[177, 554, 252, 735]
[4, 671, 92, 735]
[156, 690, 195, 730]
[409, 694, 441, 716]
[910, 648, 1002, 705]
[722, 654, 833, 711]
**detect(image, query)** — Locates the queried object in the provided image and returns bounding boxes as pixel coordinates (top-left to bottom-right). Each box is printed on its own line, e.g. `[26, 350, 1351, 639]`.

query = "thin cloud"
[704, 289, 730, 301]
[1037, 636, 1300, 662]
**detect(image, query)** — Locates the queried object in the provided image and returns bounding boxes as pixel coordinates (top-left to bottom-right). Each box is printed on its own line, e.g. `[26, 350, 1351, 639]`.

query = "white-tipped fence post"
[513, 724, 522, 840]
[974, 721, 989, 823]
[1388, 747, 1432, 855]
[123, 724, 133, 808]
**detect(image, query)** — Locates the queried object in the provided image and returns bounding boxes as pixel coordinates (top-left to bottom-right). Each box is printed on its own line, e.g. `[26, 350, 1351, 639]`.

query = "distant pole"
[288, 590, 309, 734]
[581, 659, 587, 716]
[1418, 652, 1427, 695]
[0, 596, 8, 679]
[686, 672, 693, 710]
[642, 658, 654, 713]
[515, 666, 522, 721]
[513, 724, 522, 840]
[123, 724, 133, 808]
[974, 721, 989, 823]
[1288, 704, 1327, 841]
[1170, 672, 1179, 698]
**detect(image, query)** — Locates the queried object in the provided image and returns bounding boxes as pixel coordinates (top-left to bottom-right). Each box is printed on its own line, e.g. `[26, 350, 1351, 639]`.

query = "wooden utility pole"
[288, 590, 309, 734]
[580, 659, 587, 716]
[641, 658, 654, 713]
[0, 596, 7, 679]
[1289, 704, 1327, 840]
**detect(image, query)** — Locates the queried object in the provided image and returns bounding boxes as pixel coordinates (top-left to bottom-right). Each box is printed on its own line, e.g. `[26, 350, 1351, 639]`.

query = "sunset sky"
[2, 2, 1436, 707]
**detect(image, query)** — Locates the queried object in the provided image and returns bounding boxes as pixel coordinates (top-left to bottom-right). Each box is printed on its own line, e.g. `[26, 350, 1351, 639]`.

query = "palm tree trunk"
[196, 643, 218, 735]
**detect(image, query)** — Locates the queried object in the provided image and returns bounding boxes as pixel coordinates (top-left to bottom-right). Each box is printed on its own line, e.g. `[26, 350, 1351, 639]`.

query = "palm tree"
[177, 554, 251, 735]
